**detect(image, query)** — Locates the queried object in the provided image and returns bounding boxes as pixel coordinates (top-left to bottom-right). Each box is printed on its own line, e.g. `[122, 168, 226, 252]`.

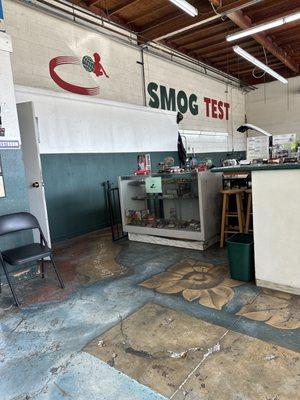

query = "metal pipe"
[147, 0, 266, 40]
[139, 46, 147, 106]
[17, 0, 255, 90]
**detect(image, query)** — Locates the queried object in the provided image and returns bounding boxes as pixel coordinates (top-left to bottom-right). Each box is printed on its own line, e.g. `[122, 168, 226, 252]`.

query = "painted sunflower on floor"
[140, 259, 243, 310]
[237, 289, 300, 330]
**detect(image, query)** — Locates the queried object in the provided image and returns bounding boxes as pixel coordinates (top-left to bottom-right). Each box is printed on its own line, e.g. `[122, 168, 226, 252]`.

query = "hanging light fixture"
[233, 46, 288, 84]
[169, 0, 198, 17]
[227, 12, 300, 42]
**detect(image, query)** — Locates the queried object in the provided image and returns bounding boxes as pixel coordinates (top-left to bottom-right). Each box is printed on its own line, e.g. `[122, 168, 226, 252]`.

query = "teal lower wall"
[41, 152, 178, 242]
[41, 150, 245, 243]
[0, 149, 31, 252]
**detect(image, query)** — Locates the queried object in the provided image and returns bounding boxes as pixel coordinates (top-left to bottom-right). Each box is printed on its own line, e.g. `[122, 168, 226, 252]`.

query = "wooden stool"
[245, 189, 253, 234]
[220, 188, 245, 248]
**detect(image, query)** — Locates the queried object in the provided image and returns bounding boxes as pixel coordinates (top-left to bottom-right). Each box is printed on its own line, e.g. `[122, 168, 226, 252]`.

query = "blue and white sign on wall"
[0, 0, 5, 32]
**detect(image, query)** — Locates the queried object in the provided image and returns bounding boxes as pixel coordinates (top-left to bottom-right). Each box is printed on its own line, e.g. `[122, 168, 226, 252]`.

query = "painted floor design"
[237, 288, 300, 330]
[140, 259, 300, 331]
[0, 230, 299, 400]
[84, 302, 300, 400]
[140, 259, 244, 310]
[0, 230, 128, 306]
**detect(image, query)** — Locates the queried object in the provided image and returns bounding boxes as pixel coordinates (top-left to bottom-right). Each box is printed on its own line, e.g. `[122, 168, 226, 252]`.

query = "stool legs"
[236, 193, 244, 233]
[220, 193, 228, 248]
[220, 190, 245, 248]
[245, 192, 253, 234]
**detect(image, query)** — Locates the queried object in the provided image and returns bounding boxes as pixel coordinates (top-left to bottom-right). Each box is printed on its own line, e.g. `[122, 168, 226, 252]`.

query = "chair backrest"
[0, 212, 41, 237]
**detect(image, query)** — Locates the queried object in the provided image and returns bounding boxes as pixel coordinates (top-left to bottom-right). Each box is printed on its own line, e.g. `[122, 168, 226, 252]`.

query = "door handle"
[32, 182, 40, 188]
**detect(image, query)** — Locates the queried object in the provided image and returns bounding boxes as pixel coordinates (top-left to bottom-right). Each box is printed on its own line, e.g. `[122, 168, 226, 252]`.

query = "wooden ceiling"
[69, 0, 300, 85]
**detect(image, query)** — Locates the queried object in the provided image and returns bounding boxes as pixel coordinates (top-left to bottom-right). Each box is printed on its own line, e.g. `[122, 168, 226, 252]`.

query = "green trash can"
[226, 233, 254, 282]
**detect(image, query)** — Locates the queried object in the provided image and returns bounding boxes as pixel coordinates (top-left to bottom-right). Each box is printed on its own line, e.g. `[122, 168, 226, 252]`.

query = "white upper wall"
[3, 0, 144, 106]
[15, 85, 178, 154]
[4, 0, 247, 152]
[144, 53, 246, 152]
[246, 76, 300, 139]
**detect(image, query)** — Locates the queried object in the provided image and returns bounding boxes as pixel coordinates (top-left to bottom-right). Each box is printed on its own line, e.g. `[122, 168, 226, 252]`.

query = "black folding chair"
[0, 212, 64, 306]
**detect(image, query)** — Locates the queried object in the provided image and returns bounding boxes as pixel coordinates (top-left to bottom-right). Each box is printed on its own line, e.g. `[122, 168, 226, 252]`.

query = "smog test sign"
[145, 177, 162, 194]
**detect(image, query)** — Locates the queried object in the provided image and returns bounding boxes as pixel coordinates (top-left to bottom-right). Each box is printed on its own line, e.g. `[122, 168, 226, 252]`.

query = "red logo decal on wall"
[49, 53, 109, 96]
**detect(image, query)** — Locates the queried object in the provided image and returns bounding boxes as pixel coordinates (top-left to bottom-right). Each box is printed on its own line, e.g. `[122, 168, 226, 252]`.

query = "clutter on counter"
[119, 170, 222, 250]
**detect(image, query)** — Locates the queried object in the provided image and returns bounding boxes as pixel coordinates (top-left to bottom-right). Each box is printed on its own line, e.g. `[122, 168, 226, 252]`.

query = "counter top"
[211, 163, 300, 173]
[120, 172, 198, 180]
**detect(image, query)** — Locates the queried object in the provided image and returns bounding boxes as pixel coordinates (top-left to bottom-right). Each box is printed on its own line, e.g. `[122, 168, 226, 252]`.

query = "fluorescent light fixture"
[227, 20, 283, 41]
[284, 12, 300, 23]
[233, 46, 288, 84]
[227, 11, 300, 42]
[170, 0, 198, 17]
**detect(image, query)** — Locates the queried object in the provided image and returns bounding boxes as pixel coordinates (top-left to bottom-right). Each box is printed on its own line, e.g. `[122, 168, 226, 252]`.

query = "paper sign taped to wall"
[145, 177, 162, 193]
[272, 134, 296, 146]
[247, 136, 269, 161]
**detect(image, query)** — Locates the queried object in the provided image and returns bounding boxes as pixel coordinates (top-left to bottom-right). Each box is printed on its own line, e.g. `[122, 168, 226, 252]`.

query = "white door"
[17, 102, 51, 245]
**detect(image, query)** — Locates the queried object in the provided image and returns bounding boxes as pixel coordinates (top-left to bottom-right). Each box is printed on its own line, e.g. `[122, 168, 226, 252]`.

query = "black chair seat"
[0, 212, 64, 306]
[2, 243, 52, 266]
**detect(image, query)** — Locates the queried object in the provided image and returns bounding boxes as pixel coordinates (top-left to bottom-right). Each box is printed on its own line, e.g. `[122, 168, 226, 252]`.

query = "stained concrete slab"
[35, 352, 167, 400]
[0, 231, 299, 400]
[84, 302, 227, 398]
[0, 230, 129, 306]
[172, 330, 300, 400]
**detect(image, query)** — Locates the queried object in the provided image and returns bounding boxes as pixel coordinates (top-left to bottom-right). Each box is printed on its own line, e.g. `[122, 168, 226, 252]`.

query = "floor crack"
[53, 382, 72, 397]
[118, 311, 208, 361]
[6, 316, 25, 336]
[169, 329, 230, 399]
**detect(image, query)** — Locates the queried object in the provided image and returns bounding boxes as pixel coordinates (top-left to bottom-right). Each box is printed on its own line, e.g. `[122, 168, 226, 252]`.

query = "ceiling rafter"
[64, 0, 300, 84]
[209, 0, 299, 73]
[139, 0, 266, 42]
[177, 28, 239, 51]
[127, 0, 207, 27]
[172, 21, 235, 47]
[108, 0, 143, 16]
[246, 0, 300, 22]
[86, 0, 105, 7]
[126, 3, 173, 24]
[70, 0, 132, 28]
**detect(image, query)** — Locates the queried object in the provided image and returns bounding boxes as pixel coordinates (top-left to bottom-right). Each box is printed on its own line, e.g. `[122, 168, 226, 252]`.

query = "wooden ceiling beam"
[209, 0, 299, 73]
[225, 63, 283, 76]
[70, 0, 130, 28]
[229, 10, 299, 72]
[172, 21, 235, 47]
[216, 57, 279, 70]
[139, 0, 267, 42]
[208, 46, 261, 62]
[127, 0, 206, 25]
[108, 0, 142, 16]
[126, 3, 172, 24]
[246, 0, 299, 22]
[177, 28, 238, 51]
[270, 26, 300, 42]
[195, 40, 256, 58]
[190, 37, 252, 55]
[85, 0, 104, 7]
[158, 39, 227, 78]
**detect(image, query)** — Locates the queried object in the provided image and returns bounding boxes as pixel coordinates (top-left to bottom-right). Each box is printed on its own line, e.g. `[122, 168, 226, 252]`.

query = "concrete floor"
[0, 230, 299, 400]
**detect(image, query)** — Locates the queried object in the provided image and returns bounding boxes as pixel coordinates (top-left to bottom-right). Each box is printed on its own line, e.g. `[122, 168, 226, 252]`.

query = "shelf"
[124, 225, 202, 241]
